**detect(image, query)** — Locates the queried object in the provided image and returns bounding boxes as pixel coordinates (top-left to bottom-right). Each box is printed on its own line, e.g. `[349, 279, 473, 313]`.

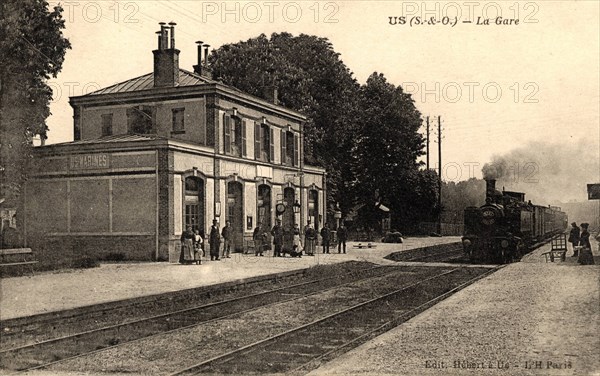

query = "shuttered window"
[254, 122, 261, 160]
[223, 113, 231, 155]
[280, 129, 286, 165]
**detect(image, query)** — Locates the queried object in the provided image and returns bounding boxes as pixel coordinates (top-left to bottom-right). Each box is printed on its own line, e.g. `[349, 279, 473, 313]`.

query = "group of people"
[253, 220, 348, 258]
[568, 222, 596, 265]
[181, 219, 349, 264]
[179, 219, 234, 264]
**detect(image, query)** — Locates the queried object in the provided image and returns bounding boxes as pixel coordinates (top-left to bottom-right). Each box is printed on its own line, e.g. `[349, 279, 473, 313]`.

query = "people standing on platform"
[222, 220, 233, 258]
[179, 226, 195, 264]
[321, 224, 331, 254]
[271, 219, 284, 257]
[304, 221, 316, 256]
[568, 222, 581, 257]
[209, 219, 221, 261]
[337, 222, 348, 254]
[291, 223, 303, 257]
[578, 223, 595, 265]
[193, 229, 203, 265]
[253, 223, 265, 256]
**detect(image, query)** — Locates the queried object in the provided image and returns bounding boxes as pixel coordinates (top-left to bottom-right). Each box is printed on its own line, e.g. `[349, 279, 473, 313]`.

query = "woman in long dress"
[180, 226, 195, 264]
[578, 223, 595, 265]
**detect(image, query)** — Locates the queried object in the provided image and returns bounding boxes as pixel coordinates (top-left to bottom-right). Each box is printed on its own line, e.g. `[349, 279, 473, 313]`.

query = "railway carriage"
[462, 179, 567, 264]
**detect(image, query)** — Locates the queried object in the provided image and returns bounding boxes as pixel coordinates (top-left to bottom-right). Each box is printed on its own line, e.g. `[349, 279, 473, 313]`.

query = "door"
[282, 187, 295, 250]
[184, 177, 204, 235]
[227, 181, 244, 251]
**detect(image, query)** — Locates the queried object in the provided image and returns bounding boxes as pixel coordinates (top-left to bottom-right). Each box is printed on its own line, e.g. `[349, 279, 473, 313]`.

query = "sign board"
[70, 154, 110, 170]
[587, 183, 600, 200]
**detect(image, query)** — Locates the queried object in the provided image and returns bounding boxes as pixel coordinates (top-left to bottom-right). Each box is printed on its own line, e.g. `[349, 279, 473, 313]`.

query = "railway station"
[20, 24, 326, 264]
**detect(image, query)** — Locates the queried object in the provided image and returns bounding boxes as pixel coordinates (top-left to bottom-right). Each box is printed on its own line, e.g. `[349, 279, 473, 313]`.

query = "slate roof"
[47, 134, 159, 146]
[85, 69, 215, 96]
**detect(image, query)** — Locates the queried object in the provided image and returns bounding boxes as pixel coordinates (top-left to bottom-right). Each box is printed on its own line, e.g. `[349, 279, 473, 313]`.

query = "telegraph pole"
[437, 115, 442, 235]
[426, 116, 430, 170]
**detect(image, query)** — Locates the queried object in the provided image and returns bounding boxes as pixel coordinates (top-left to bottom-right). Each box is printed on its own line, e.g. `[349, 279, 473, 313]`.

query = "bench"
[541, 234, 568, 263]
[0, 248, 38, 275]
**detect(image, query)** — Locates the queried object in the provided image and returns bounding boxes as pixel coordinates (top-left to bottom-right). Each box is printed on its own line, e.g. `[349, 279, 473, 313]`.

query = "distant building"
[23, 23, 326, 261]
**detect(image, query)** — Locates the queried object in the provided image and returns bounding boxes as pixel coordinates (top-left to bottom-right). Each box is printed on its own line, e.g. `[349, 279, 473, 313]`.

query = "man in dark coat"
[209, 219, 221, 261]
[321, 224, 330, 254]
[568, 222, 580, 257]
[221, 220, 233, 258]
[253, 223, 265, 256]
[271, 219, 284, 257]
[337, 223, 348, 254]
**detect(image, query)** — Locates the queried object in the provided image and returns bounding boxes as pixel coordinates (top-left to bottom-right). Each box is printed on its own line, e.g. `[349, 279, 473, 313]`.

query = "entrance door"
[227, 181, 244, 251]
[282, 187, 295, 251]
[308, 190, 319, 230]
[184, 177, 204, 235]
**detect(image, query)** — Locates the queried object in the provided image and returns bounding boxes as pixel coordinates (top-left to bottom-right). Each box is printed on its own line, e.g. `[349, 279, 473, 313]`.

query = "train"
[462, 179, 568, 263]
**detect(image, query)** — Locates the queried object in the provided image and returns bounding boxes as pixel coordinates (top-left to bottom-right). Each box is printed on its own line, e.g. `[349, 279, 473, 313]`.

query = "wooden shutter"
[294, 133, 299, 167]
[269, 128, 275, 163]
[223, 114, 231, 155]
[241, 119, 247, 157]
[280, 129, 286, 165]
[254, 122, 261, 160]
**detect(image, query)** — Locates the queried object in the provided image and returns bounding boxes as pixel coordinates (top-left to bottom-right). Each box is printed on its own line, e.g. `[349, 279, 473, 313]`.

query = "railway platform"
[309, 241, 600, 376]
[0, 237, 459, 321]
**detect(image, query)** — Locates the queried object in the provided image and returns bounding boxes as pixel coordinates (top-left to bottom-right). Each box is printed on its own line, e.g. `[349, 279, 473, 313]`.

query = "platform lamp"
[293, 200, 301, 214]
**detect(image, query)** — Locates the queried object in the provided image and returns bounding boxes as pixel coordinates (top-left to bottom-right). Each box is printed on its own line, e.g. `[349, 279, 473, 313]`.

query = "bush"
[103, 252, 126, 262]
[71, 257, 100, 269]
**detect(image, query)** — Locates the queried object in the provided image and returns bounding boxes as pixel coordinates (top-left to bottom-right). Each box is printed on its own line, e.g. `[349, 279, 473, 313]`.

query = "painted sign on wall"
[70, 154, 110, 170]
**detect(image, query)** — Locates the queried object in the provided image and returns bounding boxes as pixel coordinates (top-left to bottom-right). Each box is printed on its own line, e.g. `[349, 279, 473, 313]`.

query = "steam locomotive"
[462, 179, 568, 264]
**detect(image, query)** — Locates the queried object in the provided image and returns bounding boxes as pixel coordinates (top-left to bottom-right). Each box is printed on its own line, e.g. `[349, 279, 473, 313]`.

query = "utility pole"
[437, 115, 442, 235]
[426, 116, 430, 170]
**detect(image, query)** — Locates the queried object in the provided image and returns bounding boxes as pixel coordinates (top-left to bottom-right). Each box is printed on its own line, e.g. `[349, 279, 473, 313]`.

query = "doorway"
[227, 181, 244, 251]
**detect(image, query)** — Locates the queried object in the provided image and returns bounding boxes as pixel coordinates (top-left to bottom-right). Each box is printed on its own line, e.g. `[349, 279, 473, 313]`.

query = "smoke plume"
[481, 139, 599, 204]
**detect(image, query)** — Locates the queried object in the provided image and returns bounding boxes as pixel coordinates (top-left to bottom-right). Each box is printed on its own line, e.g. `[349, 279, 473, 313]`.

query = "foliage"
[441, 178, 486, 222]
[0, 0, 71, 202]
[350, 73, 432, 231]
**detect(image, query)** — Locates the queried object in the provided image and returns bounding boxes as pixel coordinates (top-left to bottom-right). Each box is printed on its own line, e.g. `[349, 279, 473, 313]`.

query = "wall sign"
[70, 154, 109, 170]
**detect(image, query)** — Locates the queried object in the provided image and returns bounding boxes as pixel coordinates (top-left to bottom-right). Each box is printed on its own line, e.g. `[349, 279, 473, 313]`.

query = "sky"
[44, 0, 600, 201]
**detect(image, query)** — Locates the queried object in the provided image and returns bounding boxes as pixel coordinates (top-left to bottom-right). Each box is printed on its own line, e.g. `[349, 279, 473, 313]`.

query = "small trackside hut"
[23, 23, 326, 264]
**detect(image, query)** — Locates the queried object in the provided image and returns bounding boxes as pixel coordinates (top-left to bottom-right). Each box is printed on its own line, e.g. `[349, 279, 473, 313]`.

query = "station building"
[23, 24, 326, 262]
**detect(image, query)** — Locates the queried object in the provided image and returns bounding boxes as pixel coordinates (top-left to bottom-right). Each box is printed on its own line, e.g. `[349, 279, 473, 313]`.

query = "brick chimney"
[193, 42, 212, 79]
[153, 22, 179, 87]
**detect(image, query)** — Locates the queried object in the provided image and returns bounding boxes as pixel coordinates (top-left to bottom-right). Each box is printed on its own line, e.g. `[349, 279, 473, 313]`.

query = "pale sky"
[45, 1, 600, 188]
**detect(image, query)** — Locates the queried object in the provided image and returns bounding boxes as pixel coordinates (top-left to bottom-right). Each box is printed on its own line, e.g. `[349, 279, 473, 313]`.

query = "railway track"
[170, 266, 500, 375]
[0, 263, 402, 372]
[0, 261, 373, 350]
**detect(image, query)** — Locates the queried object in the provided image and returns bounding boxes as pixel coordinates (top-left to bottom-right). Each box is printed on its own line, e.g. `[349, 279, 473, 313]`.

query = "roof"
[85, 69, 215, 96]
[45, 134, 159, 146]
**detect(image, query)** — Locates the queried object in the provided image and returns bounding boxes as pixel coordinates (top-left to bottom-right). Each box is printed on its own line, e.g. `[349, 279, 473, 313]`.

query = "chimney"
[193, 40, 203, 75]
[153, 22, 180, 87]
[263, 86, 278, 105]
[485, 179, 496, 202]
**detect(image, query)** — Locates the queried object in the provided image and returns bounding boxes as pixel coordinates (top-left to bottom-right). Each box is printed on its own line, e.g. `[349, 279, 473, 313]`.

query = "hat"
[581, 223, 589, 228]
[571, 222, 577, 226]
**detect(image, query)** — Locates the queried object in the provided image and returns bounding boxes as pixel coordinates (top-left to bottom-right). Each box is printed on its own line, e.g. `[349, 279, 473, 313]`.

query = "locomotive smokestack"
[485, 179, 496, 201]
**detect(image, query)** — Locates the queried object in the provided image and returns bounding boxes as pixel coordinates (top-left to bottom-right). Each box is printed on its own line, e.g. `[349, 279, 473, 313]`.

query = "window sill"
[171, 130, 186, 135]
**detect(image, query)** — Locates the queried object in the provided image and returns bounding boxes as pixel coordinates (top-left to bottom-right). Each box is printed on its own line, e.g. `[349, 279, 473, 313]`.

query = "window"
[255, 121, 272, 162]
[281, 129, 299, 166]
[101, 114, 113, 136]
[127, 106, 155, 135]
[172, 108, 185, 133]
[224, 113, 245, 157]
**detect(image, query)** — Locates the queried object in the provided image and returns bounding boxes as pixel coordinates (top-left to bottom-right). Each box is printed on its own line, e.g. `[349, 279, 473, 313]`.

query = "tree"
[209, 33, 360, 213]
[0, 0, 70, 203]
[351, 73, 431, 231]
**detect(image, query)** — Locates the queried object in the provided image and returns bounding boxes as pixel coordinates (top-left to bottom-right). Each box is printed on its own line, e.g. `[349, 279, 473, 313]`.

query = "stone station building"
[23, 23, 326, 262]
